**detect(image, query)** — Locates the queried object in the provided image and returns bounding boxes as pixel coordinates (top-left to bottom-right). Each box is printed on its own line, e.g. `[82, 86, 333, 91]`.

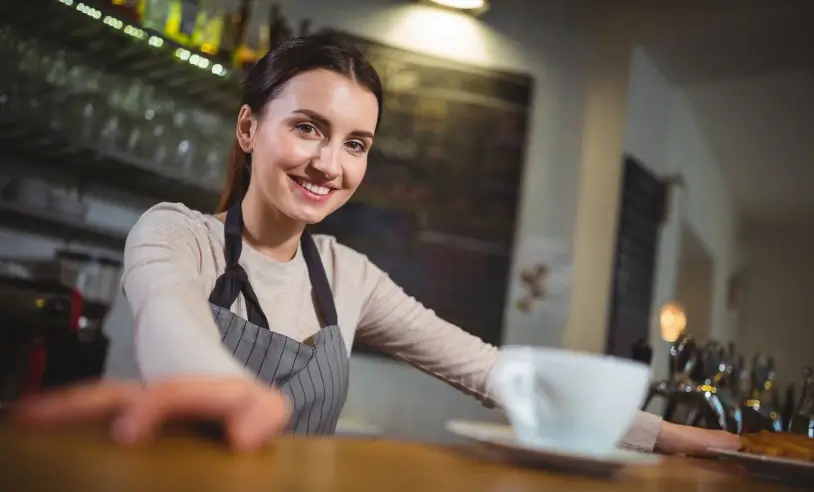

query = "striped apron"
[207, 201, 349, 435]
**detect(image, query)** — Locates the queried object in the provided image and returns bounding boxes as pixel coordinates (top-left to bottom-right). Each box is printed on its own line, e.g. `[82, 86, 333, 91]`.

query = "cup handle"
[492, 361, 555, 434]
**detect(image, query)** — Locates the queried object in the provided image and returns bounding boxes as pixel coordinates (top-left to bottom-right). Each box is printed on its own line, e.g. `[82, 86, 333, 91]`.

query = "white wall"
[624, 48, 674, 173]
[736, 228, 814, 389]
[565, 26, 737, 387]
[675, 260, 713, 345]
[666, 90, 736, 340]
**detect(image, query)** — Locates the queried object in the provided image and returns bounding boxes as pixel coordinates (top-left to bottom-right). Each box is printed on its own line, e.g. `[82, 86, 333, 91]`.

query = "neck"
[240, 189, 304, 262]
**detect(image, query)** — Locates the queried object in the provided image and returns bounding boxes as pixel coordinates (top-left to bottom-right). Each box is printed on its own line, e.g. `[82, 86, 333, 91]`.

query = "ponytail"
[216, 140, 251, 213]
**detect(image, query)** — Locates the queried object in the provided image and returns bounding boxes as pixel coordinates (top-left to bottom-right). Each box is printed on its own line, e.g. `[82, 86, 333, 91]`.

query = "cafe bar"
[0, 0, 812, 490]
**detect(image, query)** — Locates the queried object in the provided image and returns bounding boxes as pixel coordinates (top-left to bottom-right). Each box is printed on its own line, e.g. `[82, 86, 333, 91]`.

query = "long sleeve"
[122, 205, 250, 380]
[355, 258, 500, 406]
[618, 411, 662, 452]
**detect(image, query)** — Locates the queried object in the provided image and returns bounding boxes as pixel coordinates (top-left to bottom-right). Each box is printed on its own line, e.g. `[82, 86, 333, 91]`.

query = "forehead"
[271, 69, 379, 133]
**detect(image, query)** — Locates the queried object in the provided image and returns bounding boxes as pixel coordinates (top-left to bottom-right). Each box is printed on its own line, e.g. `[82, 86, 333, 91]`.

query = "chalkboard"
[312, 32, 533, 358]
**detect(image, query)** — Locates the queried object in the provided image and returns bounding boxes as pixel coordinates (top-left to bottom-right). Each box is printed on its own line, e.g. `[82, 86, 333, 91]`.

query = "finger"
[225, 390, 291, 451]
[109, 378, 260, 445]
[13, 383, 135, 425]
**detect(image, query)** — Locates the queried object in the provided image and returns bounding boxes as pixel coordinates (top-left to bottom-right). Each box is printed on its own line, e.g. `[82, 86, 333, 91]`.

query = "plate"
[709, 448, 814, 486]
[445, 420, 660, 476]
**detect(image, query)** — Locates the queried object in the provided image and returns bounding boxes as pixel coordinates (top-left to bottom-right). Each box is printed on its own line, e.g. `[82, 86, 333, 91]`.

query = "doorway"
[675, 224, 714, 343]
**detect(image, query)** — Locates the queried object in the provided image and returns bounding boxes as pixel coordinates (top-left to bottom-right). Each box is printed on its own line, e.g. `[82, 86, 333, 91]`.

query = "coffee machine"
[0, 250, 117, 407]
[0, 275, 77, 405]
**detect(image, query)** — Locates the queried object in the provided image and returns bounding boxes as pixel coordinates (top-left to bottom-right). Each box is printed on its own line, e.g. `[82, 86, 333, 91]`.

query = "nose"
[310, 142, 341, 180]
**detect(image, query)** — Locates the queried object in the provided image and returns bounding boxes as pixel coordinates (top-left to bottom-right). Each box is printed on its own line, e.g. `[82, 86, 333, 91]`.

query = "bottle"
[235, 10, 265, 72]
[165, 0, 201, 48]
[109, 0, 144, 22]
[194, 0, 223, 56]
[218, 0, 252, 68]
[140, 0, 171, 32]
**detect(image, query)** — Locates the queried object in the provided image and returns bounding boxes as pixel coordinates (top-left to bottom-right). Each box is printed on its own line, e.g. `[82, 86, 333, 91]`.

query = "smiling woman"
[13, 32, 740, 458]
[217, 36, 382, 231]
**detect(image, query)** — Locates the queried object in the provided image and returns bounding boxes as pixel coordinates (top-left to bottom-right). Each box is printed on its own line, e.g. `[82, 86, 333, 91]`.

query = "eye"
[346, 140, 367, 153]
[295, 122, 320, 136]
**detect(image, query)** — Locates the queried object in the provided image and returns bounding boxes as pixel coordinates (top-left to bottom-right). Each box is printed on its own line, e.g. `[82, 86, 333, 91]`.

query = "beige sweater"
[103, 202, 662, 451]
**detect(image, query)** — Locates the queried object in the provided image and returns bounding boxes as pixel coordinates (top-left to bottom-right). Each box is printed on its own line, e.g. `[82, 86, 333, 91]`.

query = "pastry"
[740, 431, 814, 462]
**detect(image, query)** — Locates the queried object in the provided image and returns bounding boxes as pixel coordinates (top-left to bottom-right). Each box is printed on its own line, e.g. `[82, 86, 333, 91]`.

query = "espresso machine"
[0, 275, 76, 405]
[788, 366, 814, 437]
[643, 334, 743, 433]
[740, 353, 784, 433]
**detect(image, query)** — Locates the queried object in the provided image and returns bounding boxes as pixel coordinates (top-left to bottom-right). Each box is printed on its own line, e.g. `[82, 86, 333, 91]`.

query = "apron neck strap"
[215, 200, 338, 328]
[209, 200, 270, 328]
[301, 231, 338, 327]
[224, 200, 244, 268]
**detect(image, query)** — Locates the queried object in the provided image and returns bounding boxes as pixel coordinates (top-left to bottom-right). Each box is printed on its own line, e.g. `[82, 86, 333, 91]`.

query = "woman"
[15, 33, 740, 455]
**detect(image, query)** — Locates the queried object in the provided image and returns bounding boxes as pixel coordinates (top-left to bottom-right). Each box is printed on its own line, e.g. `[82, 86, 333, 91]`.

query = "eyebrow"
[292, 109, 375, 140]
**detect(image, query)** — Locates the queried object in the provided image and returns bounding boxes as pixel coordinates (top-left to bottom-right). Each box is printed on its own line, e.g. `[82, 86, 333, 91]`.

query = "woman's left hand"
[655, 421, 742, 457]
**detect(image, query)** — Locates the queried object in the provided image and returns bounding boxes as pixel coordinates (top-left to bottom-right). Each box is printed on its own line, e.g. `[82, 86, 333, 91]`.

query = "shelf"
[0, 200, 126, 250]
[1, 0, 242, 115]
[0, 121, 221, 212]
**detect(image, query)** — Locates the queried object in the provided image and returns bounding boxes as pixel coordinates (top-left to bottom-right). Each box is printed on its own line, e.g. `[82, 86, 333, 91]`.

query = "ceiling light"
[431, 0, 484, 8]
[420, 0, 490, 15]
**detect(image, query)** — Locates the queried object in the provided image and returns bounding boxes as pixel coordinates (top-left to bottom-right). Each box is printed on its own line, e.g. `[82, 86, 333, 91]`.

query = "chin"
[286, 205, 333, 225]
[299, 214, 327, 225]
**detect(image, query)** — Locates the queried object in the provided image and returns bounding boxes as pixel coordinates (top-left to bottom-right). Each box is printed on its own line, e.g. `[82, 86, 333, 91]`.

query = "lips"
[289, 175, 335, 201]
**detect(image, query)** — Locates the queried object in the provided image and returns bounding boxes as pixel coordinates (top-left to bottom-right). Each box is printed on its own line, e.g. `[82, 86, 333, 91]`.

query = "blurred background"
[0, 0, 812, 442]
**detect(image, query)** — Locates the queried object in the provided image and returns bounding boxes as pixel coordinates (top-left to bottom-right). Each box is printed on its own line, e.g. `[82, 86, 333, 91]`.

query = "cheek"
[342, 158, 368, 190]
[262, 131, 320, 172]
[280, 133, 321, 163]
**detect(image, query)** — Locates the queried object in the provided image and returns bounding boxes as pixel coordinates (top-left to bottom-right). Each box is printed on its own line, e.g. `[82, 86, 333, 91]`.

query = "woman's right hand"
[11, 376, 291, 452]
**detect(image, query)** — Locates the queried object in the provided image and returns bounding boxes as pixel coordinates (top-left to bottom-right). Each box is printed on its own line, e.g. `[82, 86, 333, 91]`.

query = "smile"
[290, 176, 335, 200]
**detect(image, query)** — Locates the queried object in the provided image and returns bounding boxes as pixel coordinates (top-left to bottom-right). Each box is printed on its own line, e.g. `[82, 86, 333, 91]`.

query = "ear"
[235, 104, 256, 153]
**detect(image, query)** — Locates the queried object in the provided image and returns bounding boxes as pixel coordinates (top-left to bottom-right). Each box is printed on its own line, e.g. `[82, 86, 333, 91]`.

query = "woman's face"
[239, 69, 379, 224]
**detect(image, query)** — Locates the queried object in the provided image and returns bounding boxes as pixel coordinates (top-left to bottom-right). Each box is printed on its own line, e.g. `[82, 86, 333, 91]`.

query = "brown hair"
[216, 32, 384, 212]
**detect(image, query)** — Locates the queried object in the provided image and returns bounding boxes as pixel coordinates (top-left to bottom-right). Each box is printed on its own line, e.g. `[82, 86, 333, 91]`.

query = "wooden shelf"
[0, 200, 126, 250]
[0, 121, 221, 212]
[1, 0, 242, 115]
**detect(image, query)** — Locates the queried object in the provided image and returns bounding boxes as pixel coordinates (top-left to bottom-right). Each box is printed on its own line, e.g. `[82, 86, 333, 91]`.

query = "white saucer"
[709, 448, 814, 486]
[445, 420, 660, 476]
[335, 419, 382, 438]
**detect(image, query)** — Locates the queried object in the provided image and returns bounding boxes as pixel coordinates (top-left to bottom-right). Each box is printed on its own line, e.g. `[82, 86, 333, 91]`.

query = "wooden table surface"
[0, 423, 801, 492]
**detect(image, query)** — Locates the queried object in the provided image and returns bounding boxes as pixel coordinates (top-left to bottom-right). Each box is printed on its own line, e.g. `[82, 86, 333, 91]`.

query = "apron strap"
[208, 201, 271, 329]
[301, 232, 338, 327]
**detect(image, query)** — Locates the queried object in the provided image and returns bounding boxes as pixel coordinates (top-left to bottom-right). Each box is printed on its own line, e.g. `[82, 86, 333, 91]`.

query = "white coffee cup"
[488, 346, 651, 454]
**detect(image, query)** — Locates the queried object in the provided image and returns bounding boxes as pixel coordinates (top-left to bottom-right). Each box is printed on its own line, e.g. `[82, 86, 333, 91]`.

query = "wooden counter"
[0, 423, 798, 491]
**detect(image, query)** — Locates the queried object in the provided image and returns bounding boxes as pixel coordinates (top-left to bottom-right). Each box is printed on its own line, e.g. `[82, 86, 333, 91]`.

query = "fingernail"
[111, 415, 139, 444]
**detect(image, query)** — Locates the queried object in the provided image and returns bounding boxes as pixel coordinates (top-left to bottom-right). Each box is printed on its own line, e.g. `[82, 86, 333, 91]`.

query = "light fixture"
[659, 302, 687, 342]
[419, 0, 490, 16]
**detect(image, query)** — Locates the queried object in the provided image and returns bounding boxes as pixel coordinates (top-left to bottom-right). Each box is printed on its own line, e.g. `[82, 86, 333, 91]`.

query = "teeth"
[295, 177, 331, 196]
